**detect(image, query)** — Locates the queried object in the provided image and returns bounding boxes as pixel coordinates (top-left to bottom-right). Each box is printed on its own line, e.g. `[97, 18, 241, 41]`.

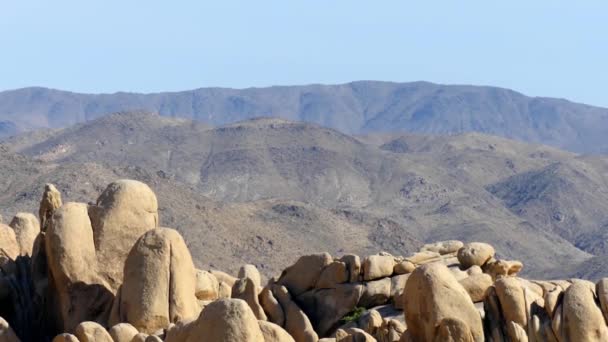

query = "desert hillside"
[1, 112, 608, 279]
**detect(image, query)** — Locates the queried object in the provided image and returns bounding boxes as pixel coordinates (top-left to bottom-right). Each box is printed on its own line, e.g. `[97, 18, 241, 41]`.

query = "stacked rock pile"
[0, 179, 607, 341]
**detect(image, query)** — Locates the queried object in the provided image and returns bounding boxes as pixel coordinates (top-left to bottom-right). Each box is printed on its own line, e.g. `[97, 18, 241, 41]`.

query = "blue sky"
[1, 1, 606, 106]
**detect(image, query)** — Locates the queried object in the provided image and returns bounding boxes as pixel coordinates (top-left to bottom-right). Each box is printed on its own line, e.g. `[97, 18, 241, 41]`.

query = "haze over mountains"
[1, 81, 608, 153]
[2, 111, 608, 280]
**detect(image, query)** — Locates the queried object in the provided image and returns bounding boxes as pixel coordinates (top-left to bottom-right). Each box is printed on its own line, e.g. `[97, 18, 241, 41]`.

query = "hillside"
[1, 81, 608, 153]
[4, 112, 608, 279]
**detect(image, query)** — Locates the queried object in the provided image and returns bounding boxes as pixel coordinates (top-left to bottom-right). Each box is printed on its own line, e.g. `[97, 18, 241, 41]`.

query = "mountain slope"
[1, 81, 608, 153]
[3, 112, 600, 277]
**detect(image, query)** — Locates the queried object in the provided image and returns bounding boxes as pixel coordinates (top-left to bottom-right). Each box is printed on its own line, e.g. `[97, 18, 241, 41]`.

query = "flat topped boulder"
[89, 179, 159, 291]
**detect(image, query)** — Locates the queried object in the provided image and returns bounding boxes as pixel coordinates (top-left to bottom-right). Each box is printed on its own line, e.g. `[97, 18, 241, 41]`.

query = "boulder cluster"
[1, 180, 608, 341]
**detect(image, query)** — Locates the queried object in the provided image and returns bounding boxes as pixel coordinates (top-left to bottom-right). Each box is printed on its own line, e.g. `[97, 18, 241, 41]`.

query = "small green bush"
[340, 306, 365, 324]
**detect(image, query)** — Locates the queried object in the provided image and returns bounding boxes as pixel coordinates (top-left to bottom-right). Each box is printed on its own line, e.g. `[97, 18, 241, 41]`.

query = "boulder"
[259, 285, 285, 326]
[51, 334, 79, 342]
[277, 253, 332, 296]
[561, 282, 608, 341]
[393, 260, 415, 275]
[89, 179, 159, 291]
[484, 259, 523, 280]
[238, 264, 262, 287]
[232, 277, 267, 320]
[45, 202, 113, 332]
[459, 273, 493, 302]
[39, 183, 62, 232]
[316, 261, 348, 289]
[108, 323, 139, 342]
[597, 278, 608, 324]
[210, 269, 237, 287]
[258, 320, 296, 342]
[218, 281, 232, 299]
[421, 240, 464, 255]
[8, 213, 40, 256]
[184, 298, 265, 342]
[390, 274, 410, 310]
[404, 251, 441, 265]
[404, 262, 483, 342]
[339, 254, 361, 283]
[494, 277, 527, 329]
[457, 242, 495, 268]
[130, 333, 148, 342]
[195, 269, 219, 301]
[362, 255, 394, 281]
[116, 228, 198, 333]
[336, 327, 376, 342]
[74, 321, 113, 342]
[273, 285, 319, 342]
[359, 277, 391, 308]
[0, 224, 18, 257]
[296, 283, 363, 336]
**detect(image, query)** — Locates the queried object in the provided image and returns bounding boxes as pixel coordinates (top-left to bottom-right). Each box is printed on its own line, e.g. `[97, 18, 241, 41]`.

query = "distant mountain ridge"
[1, 81, 608, 153]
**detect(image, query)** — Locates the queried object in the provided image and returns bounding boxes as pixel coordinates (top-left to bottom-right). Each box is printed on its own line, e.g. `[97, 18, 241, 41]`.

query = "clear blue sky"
[1, 1, 606, 106]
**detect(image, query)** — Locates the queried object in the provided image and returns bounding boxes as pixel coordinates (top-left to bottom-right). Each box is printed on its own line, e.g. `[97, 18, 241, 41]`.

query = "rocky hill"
[4, 112, 607, 279]
[2, 81, 608, 153]
[1, 181, 607, 341]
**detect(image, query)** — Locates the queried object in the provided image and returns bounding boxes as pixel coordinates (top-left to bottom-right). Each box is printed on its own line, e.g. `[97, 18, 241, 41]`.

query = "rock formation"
[1, 179, 608, 342]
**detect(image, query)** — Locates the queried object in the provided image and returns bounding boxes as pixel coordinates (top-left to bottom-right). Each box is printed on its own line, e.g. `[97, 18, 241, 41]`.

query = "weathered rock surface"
[113, 228, 198, 333]
[404, 262, 483, 342]
[8, 213, 40, 256]
[457, 242, 495, 268]
[89, 179, 159, 291]
[277, 253, 332, 296]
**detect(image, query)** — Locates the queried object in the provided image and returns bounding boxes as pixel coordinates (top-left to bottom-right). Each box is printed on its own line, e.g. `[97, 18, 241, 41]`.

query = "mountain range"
[1, 81, 608, 153]
[2, 111, 608, 279]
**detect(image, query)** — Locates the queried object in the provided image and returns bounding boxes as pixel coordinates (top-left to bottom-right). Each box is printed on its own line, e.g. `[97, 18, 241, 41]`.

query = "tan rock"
[316, 261, 348, 288]
[218, 281, 232, 299]
[89, 179, 159, 291]
[45, 202, 113, 332]
[358, 309, 382, 335]
[185, 298, 264, 342]
[337, 327, 376, 342]
[277, 253, 332, 295]
[404, 262, 483, 342]
[8, 213, 40, 256]
[459, 273, 493, 302]
[260, 285, 285, 326]
[0, 317, 20, 342]
[457, 242, 495, 268]
[544, 287, 563, 318]
[239, 264, 262, 287]
[507, 321, 528, 342]
[0, 224, 19, 263]
[273, 285, 319, 342]
[117, 228, 198, 333]
[421, 240, 464, 255]
[258, 320, 296, 342]
[145, 335, 163, 342]
[484, 259, 523, 280]
[390, 273, 410, 310]
[195, 269, 219, 301]
[495, 277, 527, 329]
[339, 254, 361, 283]
[404, 250, 441, 265]
[74, 321, 113, 342]
[130, 333, 148, 342]
[359, 277, 391, 308]
[39, 183, 62, 232]
[232, 277, 267, 320]
[51, 334, 79, 342]
[597, 278, 608, 324]
[434, 317, 475, 342]
[362, 255, 395, 281]
[393, 260, 415, 275]
[210, 269, 237, 287]
[561, 282, 608, 341]
[109, 323, 139, 342]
